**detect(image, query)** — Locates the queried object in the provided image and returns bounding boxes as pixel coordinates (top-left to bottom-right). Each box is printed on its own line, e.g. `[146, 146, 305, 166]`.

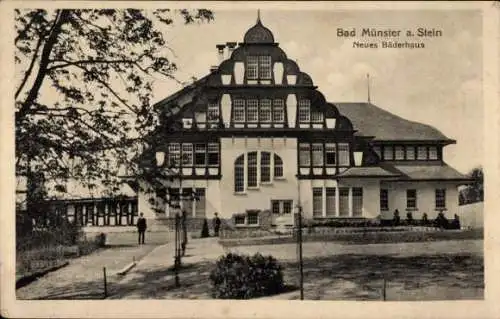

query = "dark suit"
[137, 217, 147, 244]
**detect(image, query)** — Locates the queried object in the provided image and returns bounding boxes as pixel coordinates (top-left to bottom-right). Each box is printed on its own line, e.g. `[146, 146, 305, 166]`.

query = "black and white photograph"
[1, 1, 499, 318]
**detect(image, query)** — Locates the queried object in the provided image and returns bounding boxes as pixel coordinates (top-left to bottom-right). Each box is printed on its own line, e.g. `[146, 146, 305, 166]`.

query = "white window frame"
[384, 146, 394, 160]
[168, 143, 180, 167]
[247, 152, 258, 188]
[246, 56, 259, 80]
[312, 143, 324, 166]
[273, 99, 285, 123]
[395, 146, 405, 160]
[325, 143, 336, 166]
[312, 188, 323, 217]
[233, 99, 245, 123]
[207, 143, 219, 167]
[406, 189, 417, 209]
[234, 155, 245, 193]
[435, 189, 446, 209]
[380, 189, 389, 211]
[194, 144, 206, 167]
[247, 99, 259, 123]
[338, 143, 350, 166]
[406, 146, 415, 160]
[258, 56, 272, 80]
[181, 143, 193, 166]
[260, 152, 271, 183]
[299, 143, 311, 166]
[429, 146, 438, 160]
[298, 100, 311, 123]
[207, 102, 219, 124]
[417, 146, 427, 160]
[259, 99, 272, 123]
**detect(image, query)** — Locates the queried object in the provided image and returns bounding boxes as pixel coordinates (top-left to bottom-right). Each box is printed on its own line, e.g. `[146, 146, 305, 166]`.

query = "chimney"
[216, 44, 226, 63]
[226, 42, 237, 58]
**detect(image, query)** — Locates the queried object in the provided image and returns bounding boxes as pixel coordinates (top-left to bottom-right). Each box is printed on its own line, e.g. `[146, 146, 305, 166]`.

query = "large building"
[137, 14, 471, 230]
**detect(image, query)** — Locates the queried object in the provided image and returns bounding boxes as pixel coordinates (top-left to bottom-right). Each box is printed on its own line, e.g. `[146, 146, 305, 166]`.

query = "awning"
[336, 166, 402, 178]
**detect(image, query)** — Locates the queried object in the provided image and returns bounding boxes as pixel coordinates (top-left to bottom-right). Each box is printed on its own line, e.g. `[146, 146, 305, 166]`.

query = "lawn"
[113, 239, 483, 300]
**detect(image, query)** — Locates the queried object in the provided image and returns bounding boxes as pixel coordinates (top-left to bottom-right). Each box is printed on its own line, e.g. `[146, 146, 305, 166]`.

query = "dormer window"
[246, 55, 272, 80]
[207, 102, 219, 124]
[298, 99, 311, 123]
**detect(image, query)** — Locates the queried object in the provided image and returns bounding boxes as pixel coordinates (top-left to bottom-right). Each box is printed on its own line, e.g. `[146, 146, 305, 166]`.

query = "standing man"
[212, 212, 221, 237]
[137, 213, 147, 244]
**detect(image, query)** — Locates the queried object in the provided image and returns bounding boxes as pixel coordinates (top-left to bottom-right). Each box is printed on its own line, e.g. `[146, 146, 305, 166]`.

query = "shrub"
[421, 213, 429, 226]
[94, 233, 107, 247]
[450, 214, 461, 230]
[406, 212, 413, 226]
[201, 219, 210, 238]
[434, 211, 449, 229]
[393, 210, 401, 226]
[210, 253, 284, 299]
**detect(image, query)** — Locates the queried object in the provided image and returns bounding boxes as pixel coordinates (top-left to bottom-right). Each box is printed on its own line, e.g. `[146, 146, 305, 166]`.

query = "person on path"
[137, 213, 147, 244]
[212, 212, 221, 237]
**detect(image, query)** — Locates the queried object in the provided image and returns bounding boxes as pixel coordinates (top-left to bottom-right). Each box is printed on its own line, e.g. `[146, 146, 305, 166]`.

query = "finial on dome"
[257, 9, 261, 23]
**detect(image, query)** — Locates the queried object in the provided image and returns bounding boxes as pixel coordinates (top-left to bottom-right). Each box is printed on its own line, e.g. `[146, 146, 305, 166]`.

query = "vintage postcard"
[1, 1, 499, 318]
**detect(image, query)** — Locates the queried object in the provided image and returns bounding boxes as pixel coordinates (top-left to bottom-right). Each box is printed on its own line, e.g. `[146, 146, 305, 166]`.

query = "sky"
[152, 9, 483, 174]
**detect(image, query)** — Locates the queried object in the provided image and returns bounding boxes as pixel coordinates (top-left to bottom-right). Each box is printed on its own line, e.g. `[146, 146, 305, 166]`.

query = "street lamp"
[156, 150, 180, 287]
[295, 204, 304, 300]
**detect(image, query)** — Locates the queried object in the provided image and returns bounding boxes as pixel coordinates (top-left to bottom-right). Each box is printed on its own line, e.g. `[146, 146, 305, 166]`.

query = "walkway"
[109, 237, 226, 299]
[16, 231, 171, 300]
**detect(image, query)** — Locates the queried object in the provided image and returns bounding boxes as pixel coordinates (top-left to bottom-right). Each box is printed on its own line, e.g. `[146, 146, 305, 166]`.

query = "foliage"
[406, 211, 414, 226]
[434, 211, 449, 229]
[210, 253, 284, 299]
[393, 209, 401, 226]
[15, 9, 214, 202]
[422, 213, 429, 226]
[459, 166, 484, 205]
[201, 218, 210, 238]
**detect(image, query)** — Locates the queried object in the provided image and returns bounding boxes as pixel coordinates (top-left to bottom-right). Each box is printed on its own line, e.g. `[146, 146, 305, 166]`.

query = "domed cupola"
[243, 11, 275, 44]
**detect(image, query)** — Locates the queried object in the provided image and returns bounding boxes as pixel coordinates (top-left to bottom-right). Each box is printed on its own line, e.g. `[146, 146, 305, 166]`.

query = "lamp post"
[295, 205, 304, 300]
[156, 150, 180, 287]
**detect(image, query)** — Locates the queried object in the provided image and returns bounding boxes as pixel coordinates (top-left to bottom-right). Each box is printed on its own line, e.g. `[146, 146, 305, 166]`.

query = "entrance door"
[271, 200, 294, 229]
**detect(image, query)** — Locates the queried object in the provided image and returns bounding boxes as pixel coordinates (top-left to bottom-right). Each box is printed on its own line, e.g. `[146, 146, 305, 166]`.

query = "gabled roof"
[334, 102, 454, 142]
[336, 166, 401, 178]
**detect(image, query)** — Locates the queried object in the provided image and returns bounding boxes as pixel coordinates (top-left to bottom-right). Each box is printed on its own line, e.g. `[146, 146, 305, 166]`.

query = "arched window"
[274, 154, 283, 178]
[247, 152, 258, 187]
[261, 152, 271, 182]
[234, 152, 284, 193]
[234, 155, 244, 192]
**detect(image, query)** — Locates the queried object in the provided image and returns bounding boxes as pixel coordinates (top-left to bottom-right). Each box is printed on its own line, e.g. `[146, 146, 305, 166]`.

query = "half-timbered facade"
[137, 15, 470, 229]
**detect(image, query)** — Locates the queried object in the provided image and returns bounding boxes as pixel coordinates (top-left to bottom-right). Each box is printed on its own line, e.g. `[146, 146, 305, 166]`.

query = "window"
[207, 143, 219, 166]
[326, 188, 336, 216]
[273, 99, 285, 123]
[417, 146, 427, 160]
[194, 144, 206, 166]
[380, 189, 389, 211]
[272, 200, 293, 215]
[182, 143, 193, 166]
[168, 143, 180, 166]
[247, 99, 258, 123]
[261, 152, 271, 182]
[312, 143, 324, 166]
[247, 152, 258, 187]
[181, 188, 194, 216]
[246, 55, 271, 80]
[258, 56, 272, 79]
[311, 112, 324, 123]
[312, 188, 323, 217]
[247, 211, 259, 225]
[435, 189, 446, 209]
[325, 143, 336, 166]
[234, 155, 244, 193]
[235, 215, 246, 225]
[352, 188, 363, 217]
[429, 146, 438, 160]
[384, 146, 394, 160]
[338, 143, 350, 166]
[406, 146, 415, 160]
[339, 188, 350, 216]
[373, 146, 381, 158]
[395, 146, 405, 160]
[233, 99, 245, 123]
[260, 99, 272, 123]
[406, 189, 417, 209]
[246, 56, 259, 80]
[283, 201, 292, 214]
[299, 143, 311, 166]
[207, 103, 219, 123]
[271, 200, 281, 214]
[274, 154, 283, 178]
[195, 188, 206, 217]
[298, 100, 311, 122]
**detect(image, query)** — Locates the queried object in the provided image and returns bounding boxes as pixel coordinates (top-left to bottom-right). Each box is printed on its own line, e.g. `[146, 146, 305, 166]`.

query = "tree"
[459, 166, 484, 205]
[15, 9, 214, 206]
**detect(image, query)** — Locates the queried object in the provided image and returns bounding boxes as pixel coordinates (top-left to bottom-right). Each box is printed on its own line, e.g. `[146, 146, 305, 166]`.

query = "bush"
[434, 211, 449, 229]
[393, 210, 401, 226]
[94, 233, 107, 247]
[421, 213, 429, 226]
[201, 219, 210, 238]
[210, 253, 284, 299]
[406, 212, 413, 226]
